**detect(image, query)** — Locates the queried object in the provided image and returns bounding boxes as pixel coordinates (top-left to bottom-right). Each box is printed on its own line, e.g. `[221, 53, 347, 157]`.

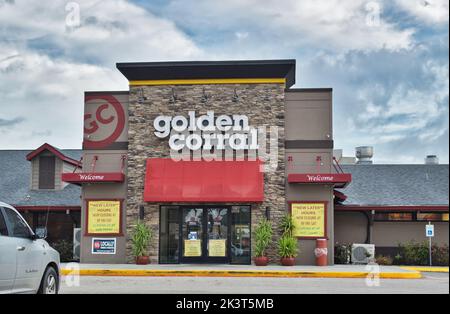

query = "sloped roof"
[0, 149, 82, 207]
[340, 164, 449, 206]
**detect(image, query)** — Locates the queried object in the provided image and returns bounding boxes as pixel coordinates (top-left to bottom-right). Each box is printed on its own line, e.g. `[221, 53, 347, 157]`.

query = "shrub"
[131, 221, 153, 258]
[375, 255, 393, 266]
[334, 243, 351, 265]
[51, 240, 73, 262]
[432, 244, 449, 266]
[401, 241, 429, 266]
[254, 219, 273, 257]
[395, 242, 449, 266]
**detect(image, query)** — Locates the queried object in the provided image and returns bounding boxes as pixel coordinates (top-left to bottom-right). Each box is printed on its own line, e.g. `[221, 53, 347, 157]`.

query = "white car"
[0, 202, 61, 294]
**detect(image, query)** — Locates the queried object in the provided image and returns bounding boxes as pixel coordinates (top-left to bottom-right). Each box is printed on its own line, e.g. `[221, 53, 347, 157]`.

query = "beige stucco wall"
[80, 92, 129, 264]
[285, 90, 335, 265]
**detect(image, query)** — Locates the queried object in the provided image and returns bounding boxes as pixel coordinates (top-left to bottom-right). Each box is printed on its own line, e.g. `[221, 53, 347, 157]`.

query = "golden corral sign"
[291, 202, 326, 238]
[87, 200, 122, 235]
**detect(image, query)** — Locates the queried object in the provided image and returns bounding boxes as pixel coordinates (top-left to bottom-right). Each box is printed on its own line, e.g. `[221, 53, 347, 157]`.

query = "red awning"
[288, 173, 352, 188]
[144, 159, 264, 202]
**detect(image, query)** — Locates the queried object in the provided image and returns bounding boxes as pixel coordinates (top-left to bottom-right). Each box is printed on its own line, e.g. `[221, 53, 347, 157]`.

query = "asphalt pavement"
[60, 272, 449, 294]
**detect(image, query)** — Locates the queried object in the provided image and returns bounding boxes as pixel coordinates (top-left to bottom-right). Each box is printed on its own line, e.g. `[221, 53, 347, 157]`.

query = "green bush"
[334, 243, 351, 264]
[254, 219, 273, 257]
[131, 221, 153, 258]
[401, 241, 429, 266]
[278, 235, 299, 258]
[51, 240, 73, 262]
[395, 242, 449, 266]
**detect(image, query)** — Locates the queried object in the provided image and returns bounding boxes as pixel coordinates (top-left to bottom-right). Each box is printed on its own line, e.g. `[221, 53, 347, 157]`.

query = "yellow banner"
[209, 239, 227, 257]
[184, 240, 202, 257]
[291, 203, 326, 238]
[87, 200, 121, 234]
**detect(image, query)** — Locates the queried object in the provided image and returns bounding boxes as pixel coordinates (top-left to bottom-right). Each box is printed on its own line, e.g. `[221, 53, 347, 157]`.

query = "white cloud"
[0, 0, 203, 149]
[163, 0, 415, 52]
[395, 0, 449, 24]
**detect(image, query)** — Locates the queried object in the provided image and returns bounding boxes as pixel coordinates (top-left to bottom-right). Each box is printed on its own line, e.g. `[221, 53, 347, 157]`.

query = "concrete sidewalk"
[60, 263, 425, 279]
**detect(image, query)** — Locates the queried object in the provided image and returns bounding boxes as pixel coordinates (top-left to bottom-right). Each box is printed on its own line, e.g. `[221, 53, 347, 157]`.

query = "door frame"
[179, 205, 231, 264]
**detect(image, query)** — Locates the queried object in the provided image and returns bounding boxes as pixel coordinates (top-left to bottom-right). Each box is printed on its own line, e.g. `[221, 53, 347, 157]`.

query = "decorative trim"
[129, 78, 286, 86]
[335, 205, 449, 212]
[26, 143, 81, 167]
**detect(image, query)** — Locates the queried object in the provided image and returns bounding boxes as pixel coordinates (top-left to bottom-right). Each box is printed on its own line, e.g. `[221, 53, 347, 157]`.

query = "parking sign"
[426, 225, 434, 238]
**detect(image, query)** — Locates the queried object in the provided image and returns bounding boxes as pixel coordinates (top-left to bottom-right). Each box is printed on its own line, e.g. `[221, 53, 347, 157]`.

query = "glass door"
[180, 206, 230, 263]
[181, 207, 204, 263]
[205, 208, 229, 263]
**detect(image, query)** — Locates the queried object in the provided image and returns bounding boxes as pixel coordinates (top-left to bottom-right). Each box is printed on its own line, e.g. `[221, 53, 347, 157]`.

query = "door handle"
[17, 246, 26, 251]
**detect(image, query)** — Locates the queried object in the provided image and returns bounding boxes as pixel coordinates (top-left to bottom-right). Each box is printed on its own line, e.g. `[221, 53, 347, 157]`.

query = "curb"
[61, 269, 422, 279]
[400, 267, 449, 273]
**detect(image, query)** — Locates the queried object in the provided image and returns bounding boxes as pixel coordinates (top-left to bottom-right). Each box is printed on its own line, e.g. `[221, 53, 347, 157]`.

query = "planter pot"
[254, 256, 269, 266]
[136, 256, 150, 265]
[280, 257, 296, 266]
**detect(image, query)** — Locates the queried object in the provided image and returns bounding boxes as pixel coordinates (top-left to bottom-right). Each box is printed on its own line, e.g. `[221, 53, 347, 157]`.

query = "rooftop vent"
[356, 146, 373, 165]
[425, 155, 439, 165]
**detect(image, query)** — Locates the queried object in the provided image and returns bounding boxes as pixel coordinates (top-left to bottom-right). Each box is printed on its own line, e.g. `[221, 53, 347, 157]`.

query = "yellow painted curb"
[401, 267, 449, 273]
[61, 269, 422, 279]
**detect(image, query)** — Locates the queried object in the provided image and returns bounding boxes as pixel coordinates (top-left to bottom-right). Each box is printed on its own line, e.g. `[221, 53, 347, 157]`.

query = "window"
[230, 206, 251, 265]
[39, 156, 56, 189]
[417, 213, 449, 222]
[374, 212, 413, 221]
[160, 206, 180, 264]
[3, 208, 32, 238]
[0, 209, 8, 236]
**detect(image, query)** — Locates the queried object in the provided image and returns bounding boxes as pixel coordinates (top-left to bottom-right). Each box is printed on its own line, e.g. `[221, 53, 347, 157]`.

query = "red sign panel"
[144, 159, 264, 203]
[62, 173, 125, 183]
[83, 95, 126, 149]
[288, 173, 351, 188]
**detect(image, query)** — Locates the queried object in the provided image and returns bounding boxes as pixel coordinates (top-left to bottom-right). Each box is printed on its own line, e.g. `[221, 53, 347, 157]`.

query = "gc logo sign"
[83, 95, 126, 149]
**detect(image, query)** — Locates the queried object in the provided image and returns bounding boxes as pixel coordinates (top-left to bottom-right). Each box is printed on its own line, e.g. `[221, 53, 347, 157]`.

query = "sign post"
[426, 223, 434, 266]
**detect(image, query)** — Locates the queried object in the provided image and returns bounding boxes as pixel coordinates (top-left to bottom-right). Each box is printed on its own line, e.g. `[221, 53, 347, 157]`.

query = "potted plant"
[254, 219, 273, 266]
[131, 221, 153, 265]
[278, 235, 298, 266]
[278, 214, 299, 266]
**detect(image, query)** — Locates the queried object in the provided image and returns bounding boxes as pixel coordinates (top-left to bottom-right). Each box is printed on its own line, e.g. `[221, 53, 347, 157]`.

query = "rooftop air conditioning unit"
[73, 228, 81, 261]
[351, 244, 375, 264]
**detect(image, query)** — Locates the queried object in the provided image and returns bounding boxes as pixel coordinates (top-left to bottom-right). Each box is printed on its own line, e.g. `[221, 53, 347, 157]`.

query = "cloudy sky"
[0, 0, 448, 164]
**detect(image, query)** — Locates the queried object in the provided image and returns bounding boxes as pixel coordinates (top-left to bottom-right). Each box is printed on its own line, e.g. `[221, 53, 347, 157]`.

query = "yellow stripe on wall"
[129, 78, 286, 86]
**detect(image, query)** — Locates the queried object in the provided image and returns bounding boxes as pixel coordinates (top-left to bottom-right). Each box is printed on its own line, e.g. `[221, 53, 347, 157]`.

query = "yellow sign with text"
[87, 200, 121, 235]
[291, 203, 326, 238]
[184, 240, 202, 257]
[209, 239, 227, 257]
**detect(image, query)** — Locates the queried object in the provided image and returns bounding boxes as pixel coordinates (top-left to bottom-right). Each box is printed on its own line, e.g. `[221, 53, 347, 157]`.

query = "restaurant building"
[53, 59, 448, 265]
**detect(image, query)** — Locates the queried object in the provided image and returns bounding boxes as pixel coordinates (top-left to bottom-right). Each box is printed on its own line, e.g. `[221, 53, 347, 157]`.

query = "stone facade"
[126, 83, 286, 263]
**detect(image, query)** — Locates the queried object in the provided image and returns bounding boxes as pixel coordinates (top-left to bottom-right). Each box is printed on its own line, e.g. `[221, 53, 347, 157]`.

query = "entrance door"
[181, 206, 230, 263]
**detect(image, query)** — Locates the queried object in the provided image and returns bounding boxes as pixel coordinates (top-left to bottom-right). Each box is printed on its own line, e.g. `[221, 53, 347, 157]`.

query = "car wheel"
[38, 267, 59, 295]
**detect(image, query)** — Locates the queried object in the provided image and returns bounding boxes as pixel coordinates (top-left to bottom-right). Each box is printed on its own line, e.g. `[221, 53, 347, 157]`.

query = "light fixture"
[170, 88, 178, 103]
[232, 88, 239, 103]
[137, 88, 147, 104]
[201, 88, 210, 103]
[265, 207, 271, 220]
[139, 205, 145, 221]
